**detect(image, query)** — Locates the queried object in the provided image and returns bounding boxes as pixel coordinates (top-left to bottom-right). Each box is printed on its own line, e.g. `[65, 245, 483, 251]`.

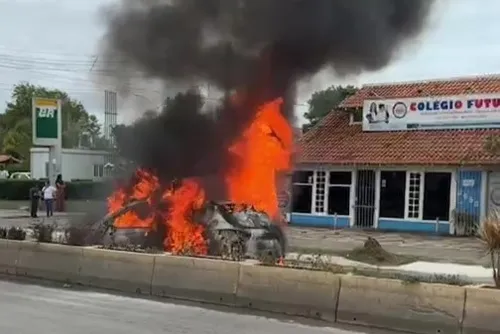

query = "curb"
[0, 239, 498, 333]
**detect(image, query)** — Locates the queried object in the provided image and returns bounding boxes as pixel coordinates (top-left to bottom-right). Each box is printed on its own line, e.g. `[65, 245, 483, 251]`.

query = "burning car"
[105, 98, 292, 263]
[194, 201, 287, 262]
[103, 181, 287, 263]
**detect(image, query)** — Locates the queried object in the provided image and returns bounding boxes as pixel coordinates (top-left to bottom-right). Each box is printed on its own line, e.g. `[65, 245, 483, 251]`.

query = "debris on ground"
[344, 237, 402, 265]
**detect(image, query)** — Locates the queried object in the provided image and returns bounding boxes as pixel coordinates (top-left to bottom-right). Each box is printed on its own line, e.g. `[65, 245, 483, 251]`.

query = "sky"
[0, 0, 499, 127]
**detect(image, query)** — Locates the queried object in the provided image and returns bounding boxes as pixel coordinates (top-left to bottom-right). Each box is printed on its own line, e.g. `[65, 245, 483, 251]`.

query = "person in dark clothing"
[55, 174, 66, 212]
[29, 185, 41, 218]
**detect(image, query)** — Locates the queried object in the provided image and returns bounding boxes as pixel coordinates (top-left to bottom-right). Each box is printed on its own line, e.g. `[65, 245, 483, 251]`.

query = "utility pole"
[223, 42, 233, 107]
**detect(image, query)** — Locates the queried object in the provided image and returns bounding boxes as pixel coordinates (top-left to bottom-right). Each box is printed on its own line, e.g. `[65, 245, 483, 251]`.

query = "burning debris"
[106, 171, 286, 261]
[99, 0, 437, 259]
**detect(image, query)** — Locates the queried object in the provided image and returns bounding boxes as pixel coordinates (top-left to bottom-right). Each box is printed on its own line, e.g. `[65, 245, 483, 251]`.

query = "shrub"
[0, 180, 45, 201]
[65, 180, 114, 200]
[64, 225, 89, 246]
[7, 227, 26, 240]
[31, 223, 56, 243]
[0, 179, 114, 201]
[480, 211, 500, 288]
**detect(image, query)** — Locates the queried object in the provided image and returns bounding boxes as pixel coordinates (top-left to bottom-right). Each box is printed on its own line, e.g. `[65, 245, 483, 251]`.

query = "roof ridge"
[362, 73, 500, 88]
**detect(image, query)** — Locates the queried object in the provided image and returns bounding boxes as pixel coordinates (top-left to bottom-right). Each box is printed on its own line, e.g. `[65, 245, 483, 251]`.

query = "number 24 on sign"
[37, 108, 56, 118]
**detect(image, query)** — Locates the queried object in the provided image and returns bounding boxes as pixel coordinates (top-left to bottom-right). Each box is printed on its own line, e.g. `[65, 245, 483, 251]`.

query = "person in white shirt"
[0, 166, 8, 179]
[42, 181, 57, 217]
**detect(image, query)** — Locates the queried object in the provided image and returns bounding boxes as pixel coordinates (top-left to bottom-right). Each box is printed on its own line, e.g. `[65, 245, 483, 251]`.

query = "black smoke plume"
[103, 0, 436, 192]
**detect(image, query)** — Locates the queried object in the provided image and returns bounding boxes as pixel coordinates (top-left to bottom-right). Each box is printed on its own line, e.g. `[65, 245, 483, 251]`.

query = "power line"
[0, 65, 168, 94]
[0, 46, 100, 58]
[0, 53, 309, 107]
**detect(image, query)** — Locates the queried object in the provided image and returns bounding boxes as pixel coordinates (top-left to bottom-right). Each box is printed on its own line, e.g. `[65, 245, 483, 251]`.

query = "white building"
[30, 147, 110, 181]
[293, 75, 500, 235]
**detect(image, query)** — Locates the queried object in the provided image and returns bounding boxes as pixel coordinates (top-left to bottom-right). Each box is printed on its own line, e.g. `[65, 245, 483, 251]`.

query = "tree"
[0, 82, 107, 167]
[484, 135, 500, 156]
[303, 85, 358, 132]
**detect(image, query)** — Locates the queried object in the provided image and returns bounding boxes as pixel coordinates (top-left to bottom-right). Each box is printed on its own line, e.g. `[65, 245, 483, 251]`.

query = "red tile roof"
[297, 75, 500, 166]
[340, 75, 500, 109]
[0, 155, 22, 164]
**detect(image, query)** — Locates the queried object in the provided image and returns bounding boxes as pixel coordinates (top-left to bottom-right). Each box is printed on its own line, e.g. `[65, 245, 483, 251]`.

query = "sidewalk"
[0, 209, 83, 228]
[0, 209, 81, 218]
[287, 227, 489, 266]
[286, 252, 494, 286]
[0, 209, 490, 266]
[0, 208, 494, 286]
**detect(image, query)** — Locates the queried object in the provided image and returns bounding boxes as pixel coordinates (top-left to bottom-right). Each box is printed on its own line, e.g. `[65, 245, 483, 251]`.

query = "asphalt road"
[0, 280, 393, 334]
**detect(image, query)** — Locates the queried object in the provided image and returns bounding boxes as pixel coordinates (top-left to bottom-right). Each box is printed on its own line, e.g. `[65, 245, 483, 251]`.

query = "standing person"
[29, 185, 41, 218]
[42, 181, 57, 217]
[55, 174, 66, 212]
[0, 166, 8, 179]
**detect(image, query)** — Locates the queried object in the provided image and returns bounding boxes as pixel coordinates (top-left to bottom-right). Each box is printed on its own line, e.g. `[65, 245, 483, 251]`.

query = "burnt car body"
[100, 200, 287, 263]
[193, 201, 287, 262]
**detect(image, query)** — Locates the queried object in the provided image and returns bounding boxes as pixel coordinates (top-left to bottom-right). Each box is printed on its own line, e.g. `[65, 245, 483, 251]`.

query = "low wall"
[0, 200, 102, 212]
[0, 239, 498, 333]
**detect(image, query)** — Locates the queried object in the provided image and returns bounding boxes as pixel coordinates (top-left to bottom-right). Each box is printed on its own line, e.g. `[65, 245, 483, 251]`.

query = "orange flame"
[108, 96, 293, 255]
[107, 170, 158, 229]
[225, 98, 292, 219]
[162, 179, 207, 255]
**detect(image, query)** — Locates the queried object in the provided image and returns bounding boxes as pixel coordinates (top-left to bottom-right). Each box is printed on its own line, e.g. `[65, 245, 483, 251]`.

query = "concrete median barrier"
[79, 247, 155, 295]
[462, 287, 500, 334]
[337, 275, 465, 334]
[16, 241, 83, 283]
[235, 265, 339, 322]
[9, 241, 500, 333]
[0, 239, 19, 275]
[151, 255, 240, 305]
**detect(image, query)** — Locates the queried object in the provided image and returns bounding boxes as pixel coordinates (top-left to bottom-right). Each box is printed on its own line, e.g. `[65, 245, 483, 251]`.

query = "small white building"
[30, 147, 110, 181]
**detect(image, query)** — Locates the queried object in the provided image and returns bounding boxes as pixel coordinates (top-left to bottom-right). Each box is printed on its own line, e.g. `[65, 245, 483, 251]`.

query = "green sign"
[36, 107, 58, 138]
[32, 98, 62, 146]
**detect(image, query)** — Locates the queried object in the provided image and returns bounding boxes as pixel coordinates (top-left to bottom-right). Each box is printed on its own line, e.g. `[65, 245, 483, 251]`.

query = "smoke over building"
[101, 0, 437, 193]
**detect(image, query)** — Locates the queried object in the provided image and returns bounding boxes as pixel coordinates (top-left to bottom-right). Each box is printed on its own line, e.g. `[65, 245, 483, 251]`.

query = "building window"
[314, 171, 326, 213]
[407, 172, 422, 219]
[380, 171, 406, 218]
[327, 171, 351, 216]
[423, 172, 451, 221]
[93, 164, 104, 178]
[349, 110, 363, 124]
[291, 171, 313, 213]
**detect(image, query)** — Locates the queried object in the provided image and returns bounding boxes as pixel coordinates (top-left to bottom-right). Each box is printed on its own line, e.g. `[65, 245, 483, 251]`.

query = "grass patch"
[30, 222, 56, 243]
[282, 255, 347, 273]
[350, 268, 473, 286]
[98, 244, 163, 254]
[283, 237, 475, 286]
[265, 260, 473, 286]
[0, 226, 27, 240]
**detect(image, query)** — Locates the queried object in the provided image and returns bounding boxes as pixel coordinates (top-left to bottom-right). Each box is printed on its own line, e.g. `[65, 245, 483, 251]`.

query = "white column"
[311, 170, 317, 214]
[449, 170, 457, 235]
[349, 170, 357, 227]
[480, 170, 488, 225]
[48, 146, 57, 185]
[374, 169, 381, 229]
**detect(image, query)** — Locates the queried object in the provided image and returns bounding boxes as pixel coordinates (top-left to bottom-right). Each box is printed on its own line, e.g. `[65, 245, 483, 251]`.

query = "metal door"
[454, 170, 482, 236]
[354, 170, 376, 228]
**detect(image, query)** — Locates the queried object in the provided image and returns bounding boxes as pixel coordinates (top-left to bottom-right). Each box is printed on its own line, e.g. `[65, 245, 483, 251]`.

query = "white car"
[9, 172, 31, 180]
